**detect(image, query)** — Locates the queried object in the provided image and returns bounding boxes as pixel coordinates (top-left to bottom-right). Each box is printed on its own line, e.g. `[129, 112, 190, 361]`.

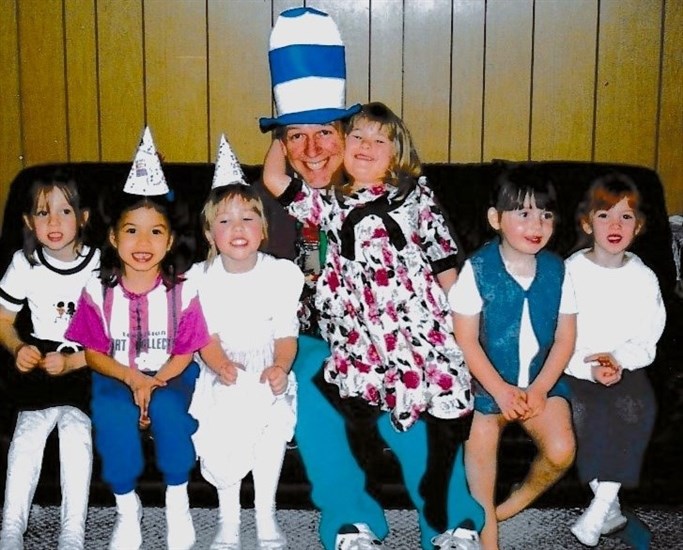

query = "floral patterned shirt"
[279, 177, 473, 431]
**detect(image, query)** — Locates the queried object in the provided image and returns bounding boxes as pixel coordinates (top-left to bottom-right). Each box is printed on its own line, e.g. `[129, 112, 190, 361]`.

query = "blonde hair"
[201, 183, 268, 264]
[339, 102, 421, 196]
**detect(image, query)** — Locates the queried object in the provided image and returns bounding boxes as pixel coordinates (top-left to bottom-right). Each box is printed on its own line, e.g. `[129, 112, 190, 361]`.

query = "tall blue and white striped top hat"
[259, 6, 361, 133]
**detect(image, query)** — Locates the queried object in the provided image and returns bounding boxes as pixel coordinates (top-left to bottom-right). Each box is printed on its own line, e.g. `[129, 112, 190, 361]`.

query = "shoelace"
[432, 529, 480, 550]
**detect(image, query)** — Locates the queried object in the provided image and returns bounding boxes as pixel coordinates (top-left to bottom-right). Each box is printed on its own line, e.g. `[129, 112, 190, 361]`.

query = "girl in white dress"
[565, 173, 665, 547]
[189, 169, 304, 550]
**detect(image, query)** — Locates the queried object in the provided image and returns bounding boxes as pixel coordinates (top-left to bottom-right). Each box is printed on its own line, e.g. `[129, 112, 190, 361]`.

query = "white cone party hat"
[212, 134, 247, 189]
[123, 127, 169, 196]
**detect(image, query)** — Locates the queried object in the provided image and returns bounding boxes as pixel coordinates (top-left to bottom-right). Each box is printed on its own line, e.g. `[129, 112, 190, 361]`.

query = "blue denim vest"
[470, 238, 569, 413]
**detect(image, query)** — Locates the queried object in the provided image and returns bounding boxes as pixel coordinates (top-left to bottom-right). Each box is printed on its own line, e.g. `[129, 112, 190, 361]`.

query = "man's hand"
[260, 365, 288, 395]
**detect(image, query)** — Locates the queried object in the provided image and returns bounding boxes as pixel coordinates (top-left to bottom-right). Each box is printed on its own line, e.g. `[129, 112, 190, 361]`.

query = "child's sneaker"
[335, 523, 383, 550]
[432, 527, 481, 549]
[109, 492, 142, 550]
[602, 500, 628, 535]
[256, 511, 287, 550]
[570, 497, 611, 547]
[210, 521, 240, 550]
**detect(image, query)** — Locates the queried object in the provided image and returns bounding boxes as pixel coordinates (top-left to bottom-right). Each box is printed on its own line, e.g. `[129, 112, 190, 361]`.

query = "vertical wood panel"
[658, 0, 683, 214]
[97, 0, 144, 161]
[145, 0, 208, 162]
[208, 0, 271, 164]
[594, 0, 661, 166]
[65, 0, 99, 161]
[403, 0, 452, 162]
[369, 0, 403, 110]
[0, 0, 23, 217]
[450, 0, 485, 163]
[316, 0, 370, 109]
[18, 0, 68, 165]
[483, 0, 533, 161]
[531, 0, 596, 160]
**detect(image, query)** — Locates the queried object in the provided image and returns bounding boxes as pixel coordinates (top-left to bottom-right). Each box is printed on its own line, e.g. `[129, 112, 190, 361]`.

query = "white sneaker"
[570, 498, 611, 547]
[602, 500, 628, 535]
[335, 523, 383, 550]
[256, 512, 287, 550]
[57, 530, 85, 550]
[0, 530, 24, 550]
[166, 507, 196, 550]
[109, 494, 142, 550]
[210, 522, 240, 550]
[432, 527, 481, 549]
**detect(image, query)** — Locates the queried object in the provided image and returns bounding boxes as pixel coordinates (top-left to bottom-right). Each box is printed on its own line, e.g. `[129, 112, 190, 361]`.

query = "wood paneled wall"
[1, 0, 681, 221]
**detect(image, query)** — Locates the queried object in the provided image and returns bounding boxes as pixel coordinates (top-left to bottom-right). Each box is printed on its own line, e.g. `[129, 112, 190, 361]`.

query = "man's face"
[281, 123, 344, 188]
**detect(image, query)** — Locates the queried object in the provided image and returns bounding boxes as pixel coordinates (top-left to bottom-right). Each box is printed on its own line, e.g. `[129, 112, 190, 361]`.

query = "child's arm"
[436, 267, 457, 295]
[525, 312, 576, 419]
[85, 348, 166, 420]
[199, 335, 243, 385]
[262, 139, 292, 198]
[155, 353, 193, 383]
[453, 312, 530, 421]
[0, 305, 41, 372]
[260, 336, 297, 395]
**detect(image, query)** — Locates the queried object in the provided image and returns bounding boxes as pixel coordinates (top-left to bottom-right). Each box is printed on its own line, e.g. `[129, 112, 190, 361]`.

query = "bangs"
[201, 184, 265, 230]
[494, 168, 558, 212]
[587, 184, 639, 213]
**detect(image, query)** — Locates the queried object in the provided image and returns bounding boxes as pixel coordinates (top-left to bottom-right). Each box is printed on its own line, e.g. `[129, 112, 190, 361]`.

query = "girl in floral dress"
[264, 102, 482, 549]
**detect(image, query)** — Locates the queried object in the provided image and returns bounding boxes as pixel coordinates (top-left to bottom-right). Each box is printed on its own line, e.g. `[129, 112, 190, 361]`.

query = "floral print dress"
[280, 177, 472, 431]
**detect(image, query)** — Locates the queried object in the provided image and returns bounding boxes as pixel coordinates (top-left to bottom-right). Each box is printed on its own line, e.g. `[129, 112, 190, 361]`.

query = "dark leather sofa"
[1, 160, 681, 510]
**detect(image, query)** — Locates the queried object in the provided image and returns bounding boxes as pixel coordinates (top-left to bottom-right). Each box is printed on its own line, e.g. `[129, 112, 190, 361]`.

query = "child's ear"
[167, 233, 175, 252]
[580, 217, 593, 235]
[486, 207, 501, 231]
[108, 228, 117, 248]
[81, 209, 90, 226]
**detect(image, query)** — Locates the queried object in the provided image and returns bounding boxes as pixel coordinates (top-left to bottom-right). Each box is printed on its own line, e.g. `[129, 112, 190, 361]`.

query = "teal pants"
[293, 335, 483, 549]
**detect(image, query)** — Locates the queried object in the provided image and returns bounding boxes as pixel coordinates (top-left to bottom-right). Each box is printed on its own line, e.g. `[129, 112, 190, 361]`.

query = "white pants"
[0, 406, 92, 548]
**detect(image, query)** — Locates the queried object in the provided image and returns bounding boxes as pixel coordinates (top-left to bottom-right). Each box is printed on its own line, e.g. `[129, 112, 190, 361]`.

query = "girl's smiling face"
[583, 196, 640, 259]
[344, 119, 395, 189]
[109, 205, 173, 278]
[488, 193, 555, 261]
[207, 196, 265, 273]
[25, 186, 83, 262]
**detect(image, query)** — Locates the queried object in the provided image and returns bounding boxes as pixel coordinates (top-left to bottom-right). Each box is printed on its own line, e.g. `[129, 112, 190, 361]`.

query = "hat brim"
[259, 104, 361, 133]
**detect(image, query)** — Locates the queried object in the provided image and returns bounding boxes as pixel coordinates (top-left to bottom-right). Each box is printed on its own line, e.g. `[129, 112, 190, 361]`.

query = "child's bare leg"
[496, 397, 575, 521]
[465, 411, 505, 550]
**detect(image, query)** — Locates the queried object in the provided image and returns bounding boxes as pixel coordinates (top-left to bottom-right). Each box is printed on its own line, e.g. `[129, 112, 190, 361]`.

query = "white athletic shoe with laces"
[335, 523, 383, 550]
[432, 527, 481, 550]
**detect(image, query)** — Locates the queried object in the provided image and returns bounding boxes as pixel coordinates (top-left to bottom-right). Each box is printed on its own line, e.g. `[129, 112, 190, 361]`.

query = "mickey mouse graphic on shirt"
[54, 300, 76, 323]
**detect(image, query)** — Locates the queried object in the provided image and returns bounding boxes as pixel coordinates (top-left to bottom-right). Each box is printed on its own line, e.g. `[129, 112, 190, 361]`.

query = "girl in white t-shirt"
[565, 174, 665, 547]
[0, 171, 99, 550]
[449, 167, 577, 550]
[188, 182, 304, 550]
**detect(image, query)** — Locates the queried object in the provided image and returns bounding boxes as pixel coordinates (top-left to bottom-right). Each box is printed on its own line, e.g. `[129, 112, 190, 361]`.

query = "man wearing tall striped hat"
[256, 7, 483, 550]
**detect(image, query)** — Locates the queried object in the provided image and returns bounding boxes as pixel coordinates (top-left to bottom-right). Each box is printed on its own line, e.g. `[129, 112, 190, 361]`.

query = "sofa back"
[1, 160, 676, 296]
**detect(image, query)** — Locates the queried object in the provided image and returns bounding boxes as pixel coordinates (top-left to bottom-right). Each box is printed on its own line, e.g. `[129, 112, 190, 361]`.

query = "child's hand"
[14, 344, 41, 373]
[126, 370, 166, 423]
[585, 353, 622, 386]
[521, 386, 548, 420]
[260, 365, 288, 395]
[215, 359, 244, 386]
[40, 351, 69, 375]
[493, 383, 530, 421]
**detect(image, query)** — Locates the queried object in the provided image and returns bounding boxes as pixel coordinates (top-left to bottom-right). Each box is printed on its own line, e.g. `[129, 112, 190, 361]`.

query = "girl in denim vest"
[449, 167, 577, 550]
